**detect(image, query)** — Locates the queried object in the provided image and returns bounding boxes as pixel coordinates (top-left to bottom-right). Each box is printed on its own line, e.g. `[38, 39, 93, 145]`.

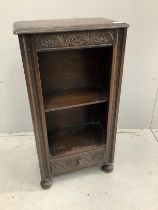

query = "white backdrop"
[0, 0, 158, 132]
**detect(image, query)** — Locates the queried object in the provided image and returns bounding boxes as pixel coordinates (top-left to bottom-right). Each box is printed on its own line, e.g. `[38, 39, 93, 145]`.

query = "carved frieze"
[36, 30, 114, 49]
[51, 149, 106, 175]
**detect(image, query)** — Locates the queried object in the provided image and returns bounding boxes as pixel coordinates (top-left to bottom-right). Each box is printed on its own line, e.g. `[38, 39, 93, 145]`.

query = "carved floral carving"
[36, 30, 114, 49]
[52, 149, 106, 175]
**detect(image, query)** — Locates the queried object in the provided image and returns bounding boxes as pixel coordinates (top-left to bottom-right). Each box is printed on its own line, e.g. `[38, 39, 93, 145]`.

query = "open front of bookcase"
[38, 46, 113, 157]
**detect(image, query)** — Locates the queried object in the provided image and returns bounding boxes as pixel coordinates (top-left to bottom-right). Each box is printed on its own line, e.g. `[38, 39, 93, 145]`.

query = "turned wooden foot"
[40, 178, 53, 189]
[101, 163, 113, 173]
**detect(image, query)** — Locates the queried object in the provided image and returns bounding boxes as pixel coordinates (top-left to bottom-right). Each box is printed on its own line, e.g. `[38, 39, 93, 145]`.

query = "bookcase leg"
[101, 163, 113, 173]
[40, 178, 53, 189]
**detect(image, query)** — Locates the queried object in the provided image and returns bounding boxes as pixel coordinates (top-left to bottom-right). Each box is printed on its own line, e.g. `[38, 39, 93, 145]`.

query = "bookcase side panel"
[106, 28, 128, 163]
[18, 35, 52, 186]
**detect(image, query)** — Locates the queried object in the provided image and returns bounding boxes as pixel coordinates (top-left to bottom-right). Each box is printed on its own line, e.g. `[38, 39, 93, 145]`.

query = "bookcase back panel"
[45, 103, 107, 132]
[38, 46, 112, 95]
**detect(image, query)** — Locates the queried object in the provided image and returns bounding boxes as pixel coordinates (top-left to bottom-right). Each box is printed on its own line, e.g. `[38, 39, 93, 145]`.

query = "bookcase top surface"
[13, 18, 128, 34]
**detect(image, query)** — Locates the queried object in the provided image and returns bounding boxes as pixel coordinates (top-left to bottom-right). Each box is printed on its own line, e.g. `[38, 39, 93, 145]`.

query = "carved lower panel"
[50, 148, 106, 176]
[35, 30, 114, 50]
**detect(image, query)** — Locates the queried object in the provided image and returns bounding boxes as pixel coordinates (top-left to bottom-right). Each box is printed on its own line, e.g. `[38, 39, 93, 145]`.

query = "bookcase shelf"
[44, 88, 108, 112]
[48, 122, 105, 157]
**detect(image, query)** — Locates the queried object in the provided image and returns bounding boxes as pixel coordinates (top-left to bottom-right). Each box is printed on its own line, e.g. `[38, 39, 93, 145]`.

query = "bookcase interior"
[37, 46, 112, 157]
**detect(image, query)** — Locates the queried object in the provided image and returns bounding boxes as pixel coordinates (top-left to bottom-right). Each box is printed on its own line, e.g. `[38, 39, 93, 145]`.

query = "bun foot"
[101, 163, 113, 173]
[40, 178, 53, 189]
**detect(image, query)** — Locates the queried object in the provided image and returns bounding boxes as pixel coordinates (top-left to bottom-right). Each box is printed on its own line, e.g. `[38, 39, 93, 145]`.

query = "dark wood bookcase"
[13, 18, 128, 189]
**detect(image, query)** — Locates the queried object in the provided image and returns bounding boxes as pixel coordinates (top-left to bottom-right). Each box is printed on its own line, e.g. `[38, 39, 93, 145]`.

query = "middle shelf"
[44, 88, 108, 112]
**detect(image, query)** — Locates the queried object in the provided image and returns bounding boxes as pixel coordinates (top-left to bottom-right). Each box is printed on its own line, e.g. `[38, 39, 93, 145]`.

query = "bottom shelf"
[48, 123, 105, 157]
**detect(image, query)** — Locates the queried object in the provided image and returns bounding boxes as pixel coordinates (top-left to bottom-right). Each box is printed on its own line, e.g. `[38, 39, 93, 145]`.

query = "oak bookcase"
[13, 18, 128, 189]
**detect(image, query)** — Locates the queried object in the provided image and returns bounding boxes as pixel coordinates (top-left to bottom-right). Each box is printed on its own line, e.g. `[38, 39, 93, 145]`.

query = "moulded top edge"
[13, 18, 129, 34]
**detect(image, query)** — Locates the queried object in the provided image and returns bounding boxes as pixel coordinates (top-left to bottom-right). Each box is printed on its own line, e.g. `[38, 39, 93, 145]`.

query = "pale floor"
[0, 129, 158, 210]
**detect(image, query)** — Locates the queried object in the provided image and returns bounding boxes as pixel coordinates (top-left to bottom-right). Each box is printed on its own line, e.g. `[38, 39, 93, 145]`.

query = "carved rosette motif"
[52, 149, 106, 175]
[36, 30, 114, 49]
